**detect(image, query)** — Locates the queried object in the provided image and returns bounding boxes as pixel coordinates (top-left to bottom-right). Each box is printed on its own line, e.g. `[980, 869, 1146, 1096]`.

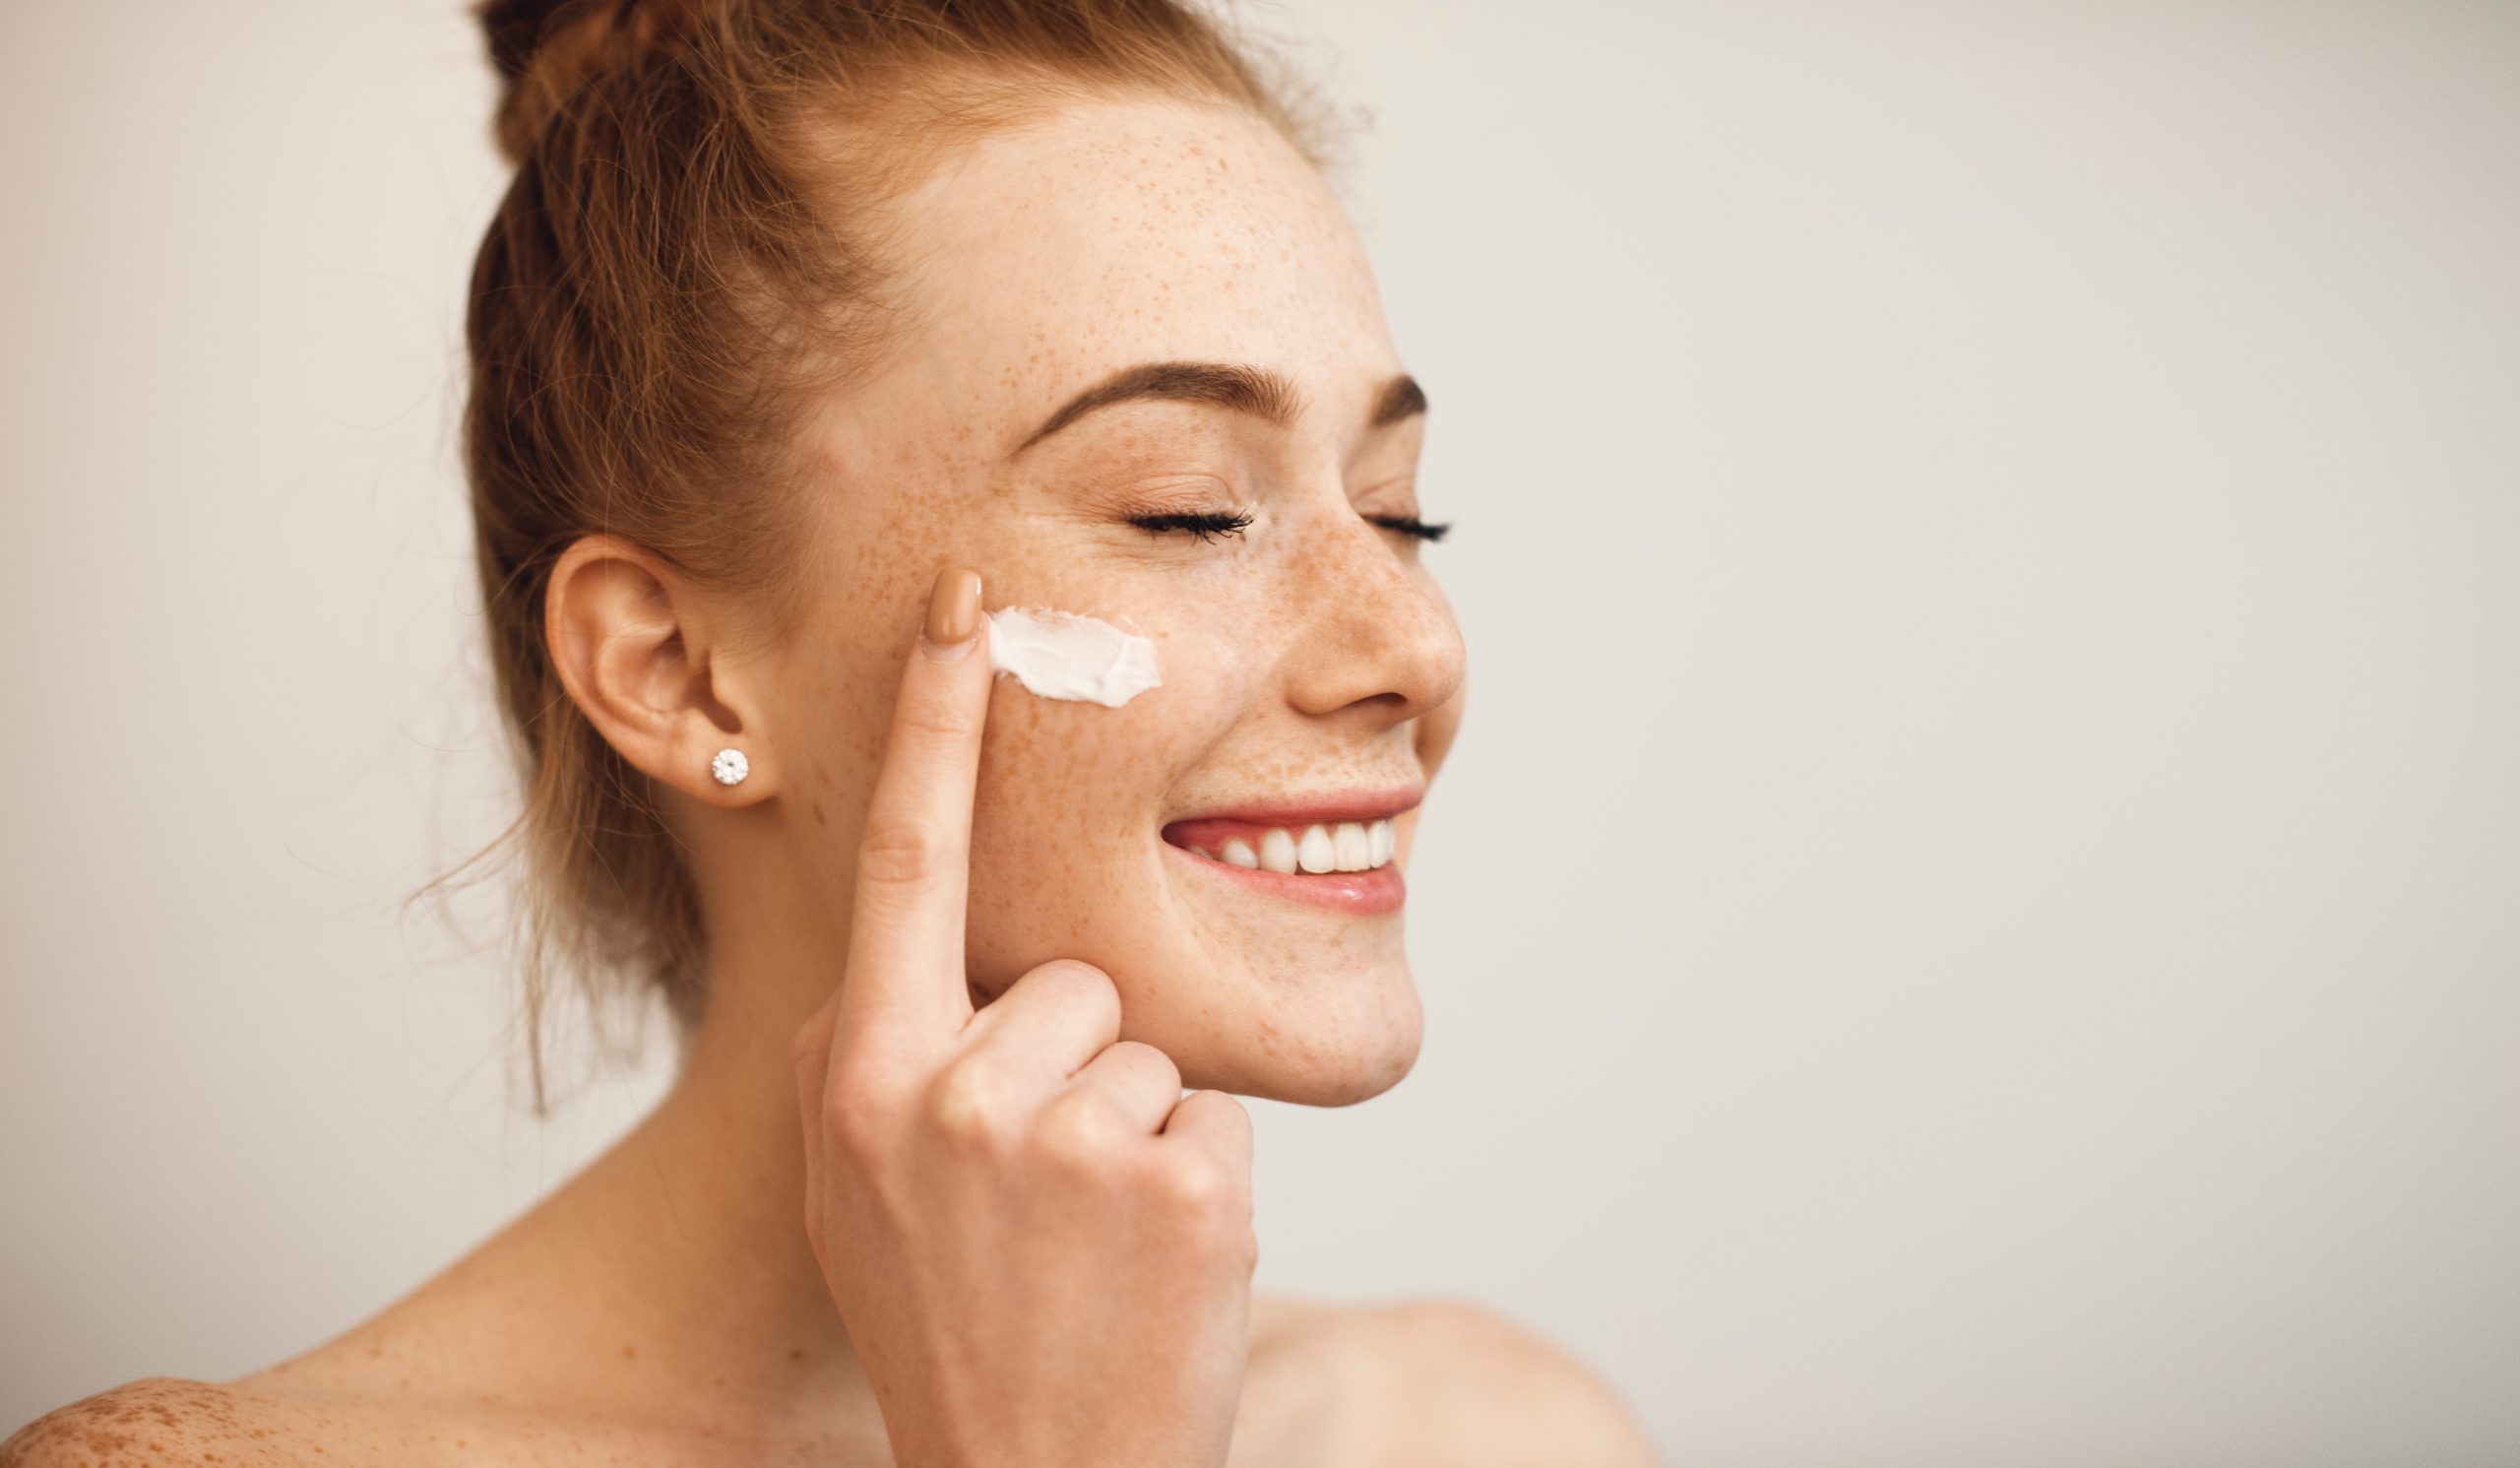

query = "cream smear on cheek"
[981, 606, 1162, 708]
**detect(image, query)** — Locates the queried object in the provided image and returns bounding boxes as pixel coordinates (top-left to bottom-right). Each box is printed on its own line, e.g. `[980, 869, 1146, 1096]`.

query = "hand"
[790, 565, 1258, 1468]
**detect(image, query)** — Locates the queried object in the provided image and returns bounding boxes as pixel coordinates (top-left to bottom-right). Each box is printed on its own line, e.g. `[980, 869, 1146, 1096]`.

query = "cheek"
[766, 608, 906, 833]
[961, 617, 1261, 976]
[975, 600, 1265, 817]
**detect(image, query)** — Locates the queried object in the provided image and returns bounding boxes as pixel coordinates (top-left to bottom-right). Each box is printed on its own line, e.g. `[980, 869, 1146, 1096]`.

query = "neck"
[412, 934, 872, 1407]
[619, 994, 855, 1356]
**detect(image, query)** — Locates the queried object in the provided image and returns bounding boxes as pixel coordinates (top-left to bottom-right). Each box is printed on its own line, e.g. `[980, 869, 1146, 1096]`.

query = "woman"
[4, 0, 1656, 1462]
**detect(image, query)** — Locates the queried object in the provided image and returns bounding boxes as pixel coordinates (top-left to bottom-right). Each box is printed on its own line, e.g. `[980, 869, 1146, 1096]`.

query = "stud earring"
[710, 747, 750, 787]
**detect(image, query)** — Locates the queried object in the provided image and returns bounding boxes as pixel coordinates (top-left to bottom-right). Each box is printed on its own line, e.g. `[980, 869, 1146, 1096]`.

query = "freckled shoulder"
[0, 1376, 297, 1468]
[1, 1372, 488, 1468]
[1340, 1299, 1666, 1468]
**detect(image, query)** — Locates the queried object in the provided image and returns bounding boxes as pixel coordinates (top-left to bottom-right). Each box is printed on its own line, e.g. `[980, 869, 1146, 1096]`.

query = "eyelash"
[1368, 513, 1451, 543]
[1123, 510, 1452, 543]
[1125, 509, 1255, 543]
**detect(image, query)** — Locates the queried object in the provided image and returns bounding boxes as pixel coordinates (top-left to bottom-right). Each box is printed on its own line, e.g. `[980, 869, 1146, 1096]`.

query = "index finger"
[834, 564, 992, 1051]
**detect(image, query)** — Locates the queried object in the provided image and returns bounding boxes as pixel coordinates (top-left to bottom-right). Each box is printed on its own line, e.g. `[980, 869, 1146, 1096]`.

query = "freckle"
[713, 1374, 726, 1388]
[789, 1347, 806, 1362]
[621, 1344, 638, 1360]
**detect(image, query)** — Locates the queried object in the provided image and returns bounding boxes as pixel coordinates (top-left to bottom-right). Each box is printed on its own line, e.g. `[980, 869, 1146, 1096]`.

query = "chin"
[1187, 980, 1424, 1107]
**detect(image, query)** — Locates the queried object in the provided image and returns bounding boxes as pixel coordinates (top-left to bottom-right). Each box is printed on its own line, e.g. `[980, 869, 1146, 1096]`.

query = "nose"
[1277, 502, 1467, 729]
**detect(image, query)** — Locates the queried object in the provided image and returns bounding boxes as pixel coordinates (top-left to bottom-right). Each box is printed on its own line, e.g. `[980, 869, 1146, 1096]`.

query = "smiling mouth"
[1161, 816, 1399, 874]
[1157, 817, 1409, 916]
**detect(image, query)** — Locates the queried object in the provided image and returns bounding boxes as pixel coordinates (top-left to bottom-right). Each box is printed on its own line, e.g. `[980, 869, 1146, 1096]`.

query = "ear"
[543, 533, 772, 807]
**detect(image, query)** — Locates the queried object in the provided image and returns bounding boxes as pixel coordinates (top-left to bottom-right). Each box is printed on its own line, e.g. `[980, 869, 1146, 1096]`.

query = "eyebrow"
[1010, 361, 1426, 457]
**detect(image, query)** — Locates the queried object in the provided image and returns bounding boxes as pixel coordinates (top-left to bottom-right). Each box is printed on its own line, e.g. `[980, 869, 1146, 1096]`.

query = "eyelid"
[1069, 472, 1228, 525]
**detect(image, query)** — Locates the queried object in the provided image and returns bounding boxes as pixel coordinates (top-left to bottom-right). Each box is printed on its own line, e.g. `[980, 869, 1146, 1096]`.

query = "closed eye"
[1124, 509, 1254, 543]
[1123, 508, 1453, 544]
[1365, 513, 1451, 543]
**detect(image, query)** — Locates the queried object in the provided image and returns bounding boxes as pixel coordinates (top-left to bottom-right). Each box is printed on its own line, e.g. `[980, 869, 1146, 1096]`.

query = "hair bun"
[474, 0, 717, 165]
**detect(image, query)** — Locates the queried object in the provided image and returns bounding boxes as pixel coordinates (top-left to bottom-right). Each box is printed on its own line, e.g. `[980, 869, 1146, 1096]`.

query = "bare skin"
[1, 95, 1658, 1466]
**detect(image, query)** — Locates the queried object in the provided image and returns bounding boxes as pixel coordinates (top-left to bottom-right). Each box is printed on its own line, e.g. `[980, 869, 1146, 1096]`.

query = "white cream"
[981, 605, 1162, 708]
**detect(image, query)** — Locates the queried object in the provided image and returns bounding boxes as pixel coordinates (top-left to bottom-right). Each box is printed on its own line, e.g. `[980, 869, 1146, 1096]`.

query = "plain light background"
[5, 1, 2517, 1462]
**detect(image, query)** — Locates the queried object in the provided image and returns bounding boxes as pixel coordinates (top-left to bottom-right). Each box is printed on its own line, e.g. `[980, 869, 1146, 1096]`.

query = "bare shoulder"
[1282, 1297, 1664, 1468]
[0, 1376, 297, 1467]
[0, 1368, 467, 1468]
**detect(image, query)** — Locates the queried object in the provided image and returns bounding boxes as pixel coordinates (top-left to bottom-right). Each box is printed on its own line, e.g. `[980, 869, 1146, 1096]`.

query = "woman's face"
[756, 94, 1466, 1106]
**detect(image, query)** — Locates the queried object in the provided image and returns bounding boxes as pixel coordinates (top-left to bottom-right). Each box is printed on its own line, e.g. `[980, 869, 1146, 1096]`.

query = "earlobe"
[542, 533, 772, 807]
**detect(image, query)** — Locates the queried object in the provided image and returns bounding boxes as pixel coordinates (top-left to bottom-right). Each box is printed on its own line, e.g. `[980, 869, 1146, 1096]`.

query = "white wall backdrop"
[6, 3, 2518, 1463]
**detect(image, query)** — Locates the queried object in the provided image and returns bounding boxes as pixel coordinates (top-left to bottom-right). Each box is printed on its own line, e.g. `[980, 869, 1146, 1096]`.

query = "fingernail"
[921, 566, 981, 661]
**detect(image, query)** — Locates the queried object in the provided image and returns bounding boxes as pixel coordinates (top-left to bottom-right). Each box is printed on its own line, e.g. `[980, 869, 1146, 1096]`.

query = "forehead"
[853, 95, 1396, 454]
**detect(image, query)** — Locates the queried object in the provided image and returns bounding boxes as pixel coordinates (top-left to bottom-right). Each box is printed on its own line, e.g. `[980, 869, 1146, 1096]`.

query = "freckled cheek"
[963, 675, 1195, 974]
[968, 621, 1259, 836]
[762, 623, 896, 806]
[1185, 620, 1266, 713]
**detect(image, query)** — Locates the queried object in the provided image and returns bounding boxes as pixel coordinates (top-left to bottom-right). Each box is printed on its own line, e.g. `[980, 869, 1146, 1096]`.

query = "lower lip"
[1160, 838, 1407, 915]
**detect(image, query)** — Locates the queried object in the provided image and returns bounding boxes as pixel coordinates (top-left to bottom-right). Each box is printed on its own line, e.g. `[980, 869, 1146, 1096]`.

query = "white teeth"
[1185, 816, 1401, 875]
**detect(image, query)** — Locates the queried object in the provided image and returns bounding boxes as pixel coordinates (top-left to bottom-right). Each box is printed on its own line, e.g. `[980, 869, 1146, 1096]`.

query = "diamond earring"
[710, 747, 750, 787]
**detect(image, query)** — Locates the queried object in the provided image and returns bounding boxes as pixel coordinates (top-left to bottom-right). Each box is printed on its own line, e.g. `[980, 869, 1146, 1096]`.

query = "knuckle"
[1036, 1095, 1129, 1176]
[856, 817, 949, 890]
[788, 1017, 829, 1076]
[925, 1062, 1016, 1153]
[1224, 1105, 1257, 1153]
[1177, 1090, 1253, 1156]
[819, 1076, 891, 1155]
[1150, 1152, 1240, 1220]
[1105, 1039, 1181, 1088]
[897, 692, 977, 743]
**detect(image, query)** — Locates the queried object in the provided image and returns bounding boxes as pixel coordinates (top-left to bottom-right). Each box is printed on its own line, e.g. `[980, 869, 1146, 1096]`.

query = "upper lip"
[1163, 783, 1425, 832]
